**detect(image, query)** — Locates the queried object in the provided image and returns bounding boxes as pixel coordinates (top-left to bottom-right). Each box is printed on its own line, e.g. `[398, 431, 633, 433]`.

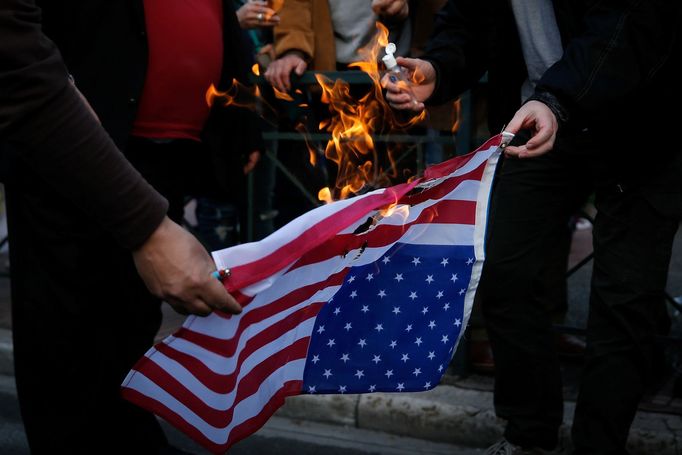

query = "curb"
[276, 382, 682, 454]
[0, 326, 679, 454]
[0, 328, 12, 376]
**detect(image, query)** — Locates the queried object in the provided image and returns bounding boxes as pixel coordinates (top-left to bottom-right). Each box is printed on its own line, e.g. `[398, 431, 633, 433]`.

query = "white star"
[405, 324, 413, 332]
[389, 340, 397, 348]
[412, 368, 422, 376]
[409, 291, 418, 300]
[311, 354, 320, 364]
[415, 337, 423, 346]
[466, 257, 474, 265]
[450, 273, 458, 283]
[396, 383, 405, 391]
[340, 353, 350, 363]
[392, 306, 401, 315]
[378, 289, 387, 298]
[427, 351, 436, 360]
[394, 273, 404, 282]
[382, 256, 391, 265]
[354, 370, 364, 379]
[323, 369, 333, 379]
[358, 338, 367, 348]
[308, 386, 317, 394]
[443, 302, 451, 311]
[458, 288, 466, 296]
[327, 339, 335, 347]
[348, 275, 356, 283]
[401, 353, 410, 362]
[424, 382, 432, 389]
[441, 258, 449, 267]
[441, 335, 449, 344]
[374, 323, 384, 332]
[412, 257, 421, 266]
[454, 318, 462, 327]
[365, 273, 374, 281]
[349, 290, 358, 299]
[436, 290, 444, 299]
[344, 322, 352, 331]
[361, 305, 370, 313]
[368, 384, 377, 392]
[428, 320, 436, 329]
[438, 364, 444, 372]
[317, 325, 326, 334]
[372, 355, 381, 364]
[338, 385, 347, 393]
[422, 306, 429, 315]
[385, 369, 394, 378]
[425, 275, 434, 284]
[333, 307, 341, 315]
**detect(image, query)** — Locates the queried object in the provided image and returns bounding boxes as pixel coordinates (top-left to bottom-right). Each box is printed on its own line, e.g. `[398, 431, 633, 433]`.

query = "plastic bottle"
[382, 43, 411, 84]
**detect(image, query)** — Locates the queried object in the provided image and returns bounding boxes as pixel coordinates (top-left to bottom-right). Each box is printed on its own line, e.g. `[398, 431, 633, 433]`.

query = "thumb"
[295, 60, 307, 75]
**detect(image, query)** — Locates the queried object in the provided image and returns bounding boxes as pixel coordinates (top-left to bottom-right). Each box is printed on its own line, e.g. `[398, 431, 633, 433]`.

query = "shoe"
[554, 333, 586, 358]
[485, 439, 563, 455]
[469, 339, 495, 373]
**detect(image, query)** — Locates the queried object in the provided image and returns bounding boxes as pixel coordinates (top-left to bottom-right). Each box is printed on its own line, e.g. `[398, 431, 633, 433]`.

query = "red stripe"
[122, 380, 303, 454]
[291, 198, 477, 270]
[226, 181, 419, 292]
[423, 134, 500, 180]
[169, 269, 346, 358]
[156, 303, 322, 394]
[130, 338, 309, 428]
[398, 160, 485, 207]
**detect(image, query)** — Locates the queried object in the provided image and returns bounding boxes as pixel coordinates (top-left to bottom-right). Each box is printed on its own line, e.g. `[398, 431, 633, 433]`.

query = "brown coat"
[273, 0, 336, 71]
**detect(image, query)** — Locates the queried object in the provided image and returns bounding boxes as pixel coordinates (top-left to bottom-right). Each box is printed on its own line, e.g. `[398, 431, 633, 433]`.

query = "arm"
[0, 0, 240, 315]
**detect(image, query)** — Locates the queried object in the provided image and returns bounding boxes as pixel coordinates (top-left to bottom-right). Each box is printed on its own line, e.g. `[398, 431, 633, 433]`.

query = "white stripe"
[124, 358, 306, 445]
[212, 188, 387, 270]
[144, 318, 314, 410]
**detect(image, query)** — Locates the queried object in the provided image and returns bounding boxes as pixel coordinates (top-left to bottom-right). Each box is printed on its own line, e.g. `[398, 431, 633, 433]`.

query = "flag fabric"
[121, 134, 504, 453]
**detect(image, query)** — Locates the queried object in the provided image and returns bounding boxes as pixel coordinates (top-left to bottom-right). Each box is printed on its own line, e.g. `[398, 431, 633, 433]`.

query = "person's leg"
[479, 139, 591, 450]
[572, 183, 678, 454]
[5, 160, 166, 453]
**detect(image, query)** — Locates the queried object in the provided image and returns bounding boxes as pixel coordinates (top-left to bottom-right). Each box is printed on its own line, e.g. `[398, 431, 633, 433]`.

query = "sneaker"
[485, 439, 563, 455]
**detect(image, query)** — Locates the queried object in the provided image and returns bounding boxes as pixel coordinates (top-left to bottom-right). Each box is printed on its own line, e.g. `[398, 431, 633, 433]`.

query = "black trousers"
[478, 134, 678, 453]
[4, 137, 217, 453]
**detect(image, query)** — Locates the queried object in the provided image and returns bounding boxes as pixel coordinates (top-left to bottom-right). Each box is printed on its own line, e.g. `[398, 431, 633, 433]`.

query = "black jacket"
[37, 0, 262, 197]
[424, 0, 681, 139]
[0, 0, 168, 249]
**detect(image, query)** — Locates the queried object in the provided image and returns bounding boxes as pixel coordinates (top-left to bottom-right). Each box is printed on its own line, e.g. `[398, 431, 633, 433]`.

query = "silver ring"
[257, 12, 264, 22]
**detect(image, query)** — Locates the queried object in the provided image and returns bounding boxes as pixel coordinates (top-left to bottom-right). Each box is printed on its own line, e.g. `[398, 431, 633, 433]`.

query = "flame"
[313, 22, 428, 203]
[318, 187, 333, 204]
[273, 86, 294, 101]
[206, 81, 279, 125]
[251, 63, 260, 76]
[269, 0, 284, 12]
[451, 99, 462, 133]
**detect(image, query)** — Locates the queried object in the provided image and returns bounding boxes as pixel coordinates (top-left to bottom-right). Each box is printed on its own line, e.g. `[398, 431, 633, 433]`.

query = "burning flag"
[122, 135, 505, 453]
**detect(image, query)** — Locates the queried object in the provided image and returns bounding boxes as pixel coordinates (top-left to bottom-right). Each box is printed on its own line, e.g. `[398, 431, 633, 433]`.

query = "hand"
[382, 57, 436, 112]
[133, 217, 242, 316]
[243, 150, 260, 174]
[236, 1, 279, 29]
[371, 0, 409, 19]
[264, 52, 308, 92]
[503, 101, 558, 158]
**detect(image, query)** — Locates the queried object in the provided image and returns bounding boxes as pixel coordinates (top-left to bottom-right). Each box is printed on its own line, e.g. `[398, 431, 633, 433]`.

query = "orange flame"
[318, 187, 333, 204]
[314, 22, 427, 202]
[206, 81, 279, 125]
[451, 99, 462, 133]
[251, 63, 260, 76]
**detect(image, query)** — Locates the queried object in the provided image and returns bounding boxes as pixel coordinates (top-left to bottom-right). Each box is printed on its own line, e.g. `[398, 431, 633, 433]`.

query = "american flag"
[121, 135, 503, 453]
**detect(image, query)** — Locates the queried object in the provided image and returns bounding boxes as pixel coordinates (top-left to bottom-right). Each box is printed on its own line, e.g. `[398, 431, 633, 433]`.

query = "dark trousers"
[4, 137, 218, 453]
[478, 134, 678, 453]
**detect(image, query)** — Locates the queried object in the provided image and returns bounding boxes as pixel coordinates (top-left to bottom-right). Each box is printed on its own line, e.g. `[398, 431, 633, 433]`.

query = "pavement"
[1, 222, 681, 454]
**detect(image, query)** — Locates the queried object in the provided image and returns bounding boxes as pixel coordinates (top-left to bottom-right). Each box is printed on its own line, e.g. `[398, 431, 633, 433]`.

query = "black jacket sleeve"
[533, 0, 682, 130]
[0, 0, 168, 249]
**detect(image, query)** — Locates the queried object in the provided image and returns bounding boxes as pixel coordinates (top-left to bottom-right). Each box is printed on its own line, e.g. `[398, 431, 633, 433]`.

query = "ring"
[257, 12, 264, 22]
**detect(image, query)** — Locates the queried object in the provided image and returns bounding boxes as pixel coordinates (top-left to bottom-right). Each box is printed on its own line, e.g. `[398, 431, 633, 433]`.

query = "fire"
[318, 187, 333, 204]
[314, 22, 427, 203]
[206, 81, 279, 125]
[451, 99, 462, 133]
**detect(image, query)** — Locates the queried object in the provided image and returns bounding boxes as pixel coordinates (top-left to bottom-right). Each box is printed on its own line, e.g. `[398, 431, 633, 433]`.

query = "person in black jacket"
[2, 0, 250, 453]
[385, 1, 681, 453]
